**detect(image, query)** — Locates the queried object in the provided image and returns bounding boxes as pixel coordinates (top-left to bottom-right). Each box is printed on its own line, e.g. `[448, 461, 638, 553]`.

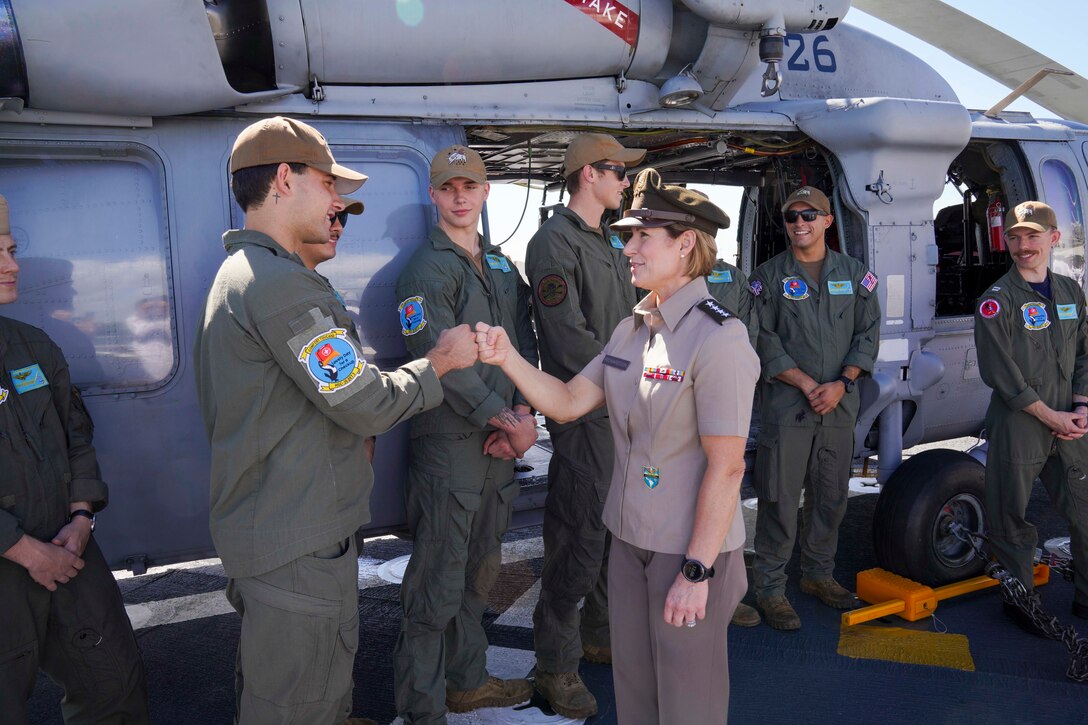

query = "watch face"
[682, 560, 704, 582]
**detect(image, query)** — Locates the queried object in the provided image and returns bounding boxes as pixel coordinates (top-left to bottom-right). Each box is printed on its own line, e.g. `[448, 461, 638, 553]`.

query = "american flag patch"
[861, 271, 878, 292]
[643, 366, 685, 383]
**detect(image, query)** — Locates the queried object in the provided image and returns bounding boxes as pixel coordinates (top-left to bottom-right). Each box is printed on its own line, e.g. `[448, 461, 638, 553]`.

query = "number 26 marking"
[785, 34, 837, 73]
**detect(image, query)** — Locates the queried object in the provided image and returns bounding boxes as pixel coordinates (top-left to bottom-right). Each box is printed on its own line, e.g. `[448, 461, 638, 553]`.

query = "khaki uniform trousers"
[393, 431, 518, 724]
[224, 537, 359, 725]
[985, 418, 1088, 607]
[533, 417, 612, 673]
[609, 539, 745, 724]
[752, 422, 853, 598]
[0, 537, 149, 724]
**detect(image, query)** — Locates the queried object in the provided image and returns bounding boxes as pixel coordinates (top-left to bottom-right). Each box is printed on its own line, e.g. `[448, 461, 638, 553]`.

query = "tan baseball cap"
[562, 133, 646, 178]
[1005, 200, 1057, 233]
[0, 193, 9, 235]
[229, 116, 367, 194]
[781, 186, 831, 214]
[339, 196, 364, 215]
[611, 168, 729, 235]
[431, 145, 487, 186]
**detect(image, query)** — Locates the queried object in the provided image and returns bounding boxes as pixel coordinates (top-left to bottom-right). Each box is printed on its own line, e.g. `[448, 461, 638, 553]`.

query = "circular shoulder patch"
[537, 274, 568, 307]
[978, 298, 1001, 319]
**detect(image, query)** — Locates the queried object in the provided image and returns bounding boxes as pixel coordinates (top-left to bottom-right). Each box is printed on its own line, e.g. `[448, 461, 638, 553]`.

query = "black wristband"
[70, 509, 95, 532]
[1074, 403, 1088, 411]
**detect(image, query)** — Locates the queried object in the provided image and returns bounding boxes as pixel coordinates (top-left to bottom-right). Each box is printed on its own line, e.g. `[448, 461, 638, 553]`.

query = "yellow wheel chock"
[843, 564, 1050, 626]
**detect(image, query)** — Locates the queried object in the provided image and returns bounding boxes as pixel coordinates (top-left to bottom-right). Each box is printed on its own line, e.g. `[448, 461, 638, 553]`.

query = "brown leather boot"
[446, 675, 532, 713]
[757, 594, 801, 630]
[581, 643, 612, 664]
[731, 602, 762, 627]
[800, 577, 857, 609]
[534, 670, 599, 719]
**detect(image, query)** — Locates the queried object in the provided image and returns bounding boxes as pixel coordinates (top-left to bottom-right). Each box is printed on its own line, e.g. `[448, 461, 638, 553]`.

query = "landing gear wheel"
[873, 449, 987, 586]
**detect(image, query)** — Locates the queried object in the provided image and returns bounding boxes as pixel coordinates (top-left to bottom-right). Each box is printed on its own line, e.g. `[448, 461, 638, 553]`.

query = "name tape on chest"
[485, 253, 512, 273]
[643, 366, 685, 383]
[1057, 303, 1078, 320]
[9, 363, 49, 395]
[603, 354, 630, 371]
[707, 268, 733, 284]
[697, 298, 732, 324]
[398, 295, 427, 336]
[828, 280, 853, 295]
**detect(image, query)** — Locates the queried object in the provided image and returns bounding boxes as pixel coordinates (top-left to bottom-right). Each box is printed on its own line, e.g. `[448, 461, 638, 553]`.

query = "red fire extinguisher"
[987, 193, 1006, 253]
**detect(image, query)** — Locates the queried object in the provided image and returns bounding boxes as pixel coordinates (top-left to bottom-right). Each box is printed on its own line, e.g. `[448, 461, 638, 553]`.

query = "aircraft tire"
[872, 449, 987, 586]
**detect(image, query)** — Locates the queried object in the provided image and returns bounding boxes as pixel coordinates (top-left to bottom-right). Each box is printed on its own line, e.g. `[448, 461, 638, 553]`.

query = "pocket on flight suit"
[0, 638, 37, 701]
[546, 455, 598, 528]
[1066, 463, 1088, 522]
[237, 571, 344, 705]
[754, 435, 780, 503]
[495, 478, 521, 532]
[815, 444, 847, 506]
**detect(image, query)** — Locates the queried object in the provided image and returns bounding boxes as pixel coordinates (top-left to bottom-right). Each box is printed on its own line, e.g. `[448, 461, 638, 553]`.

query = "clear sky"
[487, 0, 1088, 265]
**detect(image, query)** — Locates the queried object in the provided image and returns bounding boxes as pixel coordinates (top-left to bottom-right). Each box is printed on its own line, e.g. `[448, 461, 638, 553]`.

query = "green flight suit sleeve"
[752, 270, 799, 382]
[255, 288, 443, 439]
[527, 243, 604, 379]
[708, 266, 757, 349]
[974, 296, 1040, 411]
[396, 270, 506, 428]
[63, 380, 109, 511]
[512, 268, 539, 408]
[1073, 298, 1088, 398]
[842, 270, 882, 374]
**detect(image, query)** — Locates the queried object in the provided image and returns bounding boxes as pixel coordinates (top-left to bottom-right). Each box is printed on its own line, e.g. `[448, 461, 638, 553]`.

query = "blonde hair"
[666, 225, 717, 278]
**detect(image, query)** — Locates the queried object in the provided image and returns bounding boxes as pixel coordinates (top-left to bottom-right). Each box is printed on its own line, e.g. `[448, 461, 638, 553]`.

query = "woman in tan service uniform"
[477, 169, 759, 723]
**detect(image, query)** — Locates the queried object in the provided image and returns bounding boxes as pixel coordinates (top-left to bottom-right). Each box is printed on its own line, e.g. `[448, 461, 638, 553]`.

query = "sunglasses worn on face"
[592, 163, 627, 181]
[783, 209, 828, 223]
[334, 211, 350, 227]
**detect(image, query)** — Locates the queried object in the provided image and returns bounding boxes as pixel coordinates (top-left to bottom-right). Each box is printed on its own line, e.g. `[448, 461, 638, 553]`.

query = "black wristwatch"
[70, 509, 96, 532]
[681, 558, 715, 583]
[837, 375, 855, 394]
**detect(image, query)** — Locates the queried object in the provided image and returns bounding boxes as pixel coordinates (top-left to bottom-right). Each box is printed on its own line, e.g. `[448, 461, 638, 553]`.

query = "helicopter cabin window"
[0, 144, 176, 392]
[933, 141, 1030, 317]
[1039, 159, 1085, 287]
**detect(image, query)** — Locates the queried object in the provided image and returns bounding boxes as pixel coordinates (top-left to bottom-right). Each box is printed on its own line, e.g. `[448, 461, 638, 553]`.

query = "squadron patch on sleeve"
[978, 298, 1001, 319]
[0, 385, 8, 406]
[398, 296, 427, 336]
[298, 328, 365, 394]
[537, 274, 569, 307]
[749, 280, 763, 297]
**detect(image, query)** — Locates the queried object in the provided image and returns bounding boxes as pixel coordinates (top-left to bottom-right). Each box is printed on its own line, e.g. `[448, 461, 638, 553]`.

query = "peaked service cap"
[610, 168, 729, 236]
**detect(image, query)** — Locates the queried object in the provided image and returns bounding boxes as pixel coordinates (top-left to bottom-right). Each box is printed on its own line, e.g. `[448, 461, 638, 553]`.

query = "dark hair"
[231, 162, 308, 211]
[565, 169, 583, 196]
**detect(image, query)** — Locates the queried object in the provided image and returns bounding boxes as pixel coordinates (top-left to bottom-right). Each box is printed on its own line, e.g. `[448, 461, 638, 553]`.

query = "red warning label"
[562, 0, 640, 46]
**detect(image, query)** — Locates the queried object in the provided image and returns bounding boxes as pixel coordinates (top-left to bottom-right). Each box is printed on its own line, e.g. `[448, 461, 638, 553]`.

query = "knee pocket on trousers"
[238, 579, 348, 705]
[815, 446, 847, 505]
[755, 435, 780, 503]
[0, 639, 37, 695]
[546, 457, 604, 529]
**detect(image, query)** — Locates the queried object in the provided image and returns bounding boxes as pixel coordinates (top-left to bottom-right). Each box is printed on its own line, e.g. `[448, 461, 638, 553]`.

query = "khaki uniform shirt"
[750, 247, 881, 428]
[0, 317, 107, 552]
[526, 207, 637, 429]
[194, 230, 443, 578]
[580, 278, 759, 555]
[707, 259, 757, 348]
[396, 227, 537, 437]
[974, 269, 1088, 431]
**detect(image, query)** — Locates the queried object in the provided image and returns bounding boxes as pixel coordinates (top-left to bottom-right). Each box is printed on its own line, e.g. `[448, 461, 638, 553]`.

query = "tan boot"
[730, 602, 762, 627]
[757, 594, 801, 630]
[534, 670, 599, 719]
[581, 642, 612, 664]
[800, 577, 857, 609]
[446, 675, 532, 713]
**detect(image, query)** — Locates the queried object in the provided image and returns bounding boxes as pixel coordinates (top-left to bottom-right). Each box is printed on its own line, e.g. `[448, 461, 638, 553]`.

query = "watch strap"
[837, 375, 855, 392]
[70, 509, 95, 530]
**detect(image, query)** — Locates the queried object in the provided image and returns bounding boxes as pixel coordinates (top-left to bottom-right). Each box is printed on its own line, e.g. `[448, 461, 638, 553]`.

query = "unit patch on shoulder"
[1057, 304, 1078, 320]
[0, 385, 8, 406]
[749, 280, 763, 297]
[707, 268, 733, 284]
[399, 296, 427, 336]
[782, 276, 809, 300]
[697, 298, 732, 324]
[298, 328, 365, 394]
[861, 270, 879, 292]
[978, 298, 1001, 319]
[9, 364, 48, 394]
[1022, 302, 1050, 330]
[485, 254, 512, 273]
[537, 274, 568, 307]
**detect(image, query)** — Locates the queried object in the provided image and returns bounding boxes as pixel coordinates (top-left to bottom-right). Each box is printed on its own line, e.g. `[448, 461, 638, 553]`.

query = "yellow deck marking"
[837, 622, 975, 671]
